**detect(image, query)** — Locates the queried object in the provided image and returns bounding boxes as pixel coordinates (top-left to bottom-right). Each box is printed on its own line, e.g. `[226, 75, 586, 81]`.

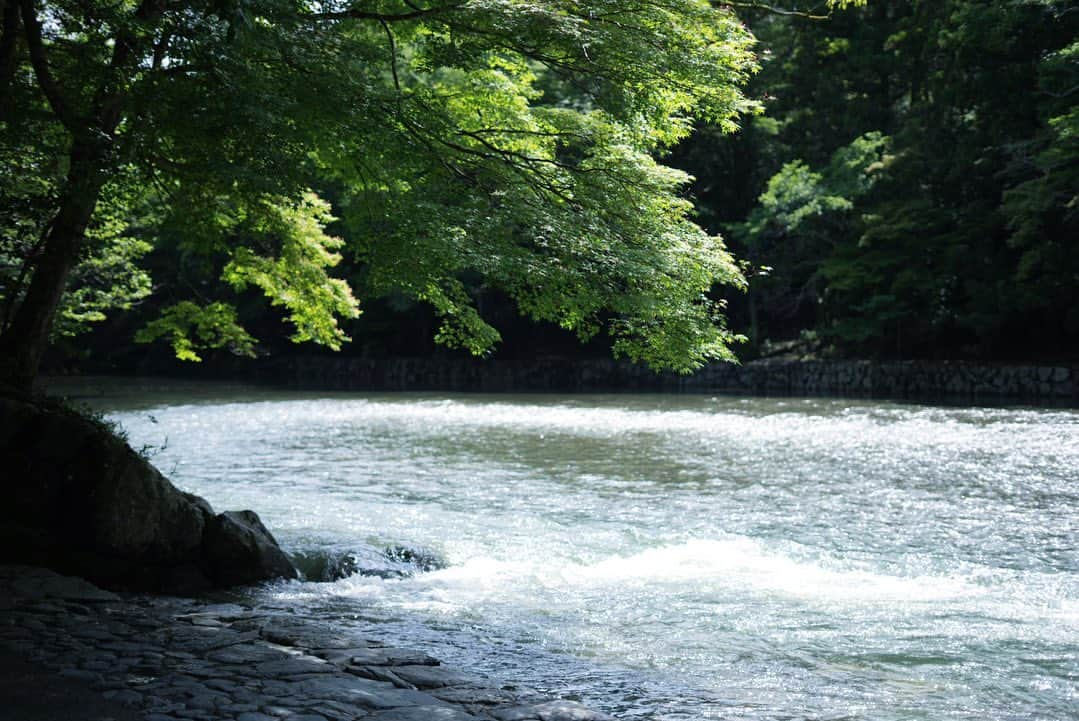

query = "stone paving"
[0, 566, 614, 721]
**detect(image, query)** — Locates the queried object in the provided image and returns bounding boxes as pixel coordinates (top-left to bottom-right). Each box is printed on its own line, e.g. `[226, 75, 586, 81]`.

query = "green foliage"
[135, 302, 256, 363]
[2, 0, 762, 373]
[728, 132, 889, 350]
[222, 193, 360, 350]
[54, 177, 155, 338]
[56, 235, 153, 337]
[676, 0, 1079, 359]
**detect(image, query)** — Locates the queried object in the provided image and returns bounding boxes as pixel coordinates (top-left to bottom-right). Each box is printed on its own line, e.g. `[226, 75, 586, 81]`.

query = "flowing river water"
[67, 379, 1078, 720]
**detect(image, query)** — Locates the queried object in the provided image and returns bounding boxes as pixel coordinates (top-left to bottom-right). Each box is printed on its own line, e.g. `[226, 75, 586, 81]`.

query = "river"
[65, 378, 1079, 720]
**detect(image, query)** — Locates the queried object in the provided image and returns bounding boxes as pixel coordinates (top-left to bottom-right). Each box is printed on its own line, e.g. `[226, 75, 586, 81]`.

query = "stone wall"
[254, 357, 1078, 403]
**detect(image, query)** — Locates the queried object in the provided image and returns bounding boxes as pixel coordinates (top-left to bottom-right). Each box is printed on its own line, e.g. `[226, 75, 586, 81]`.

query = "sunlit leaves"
[222, 193, 361, 350]
[55, 235, 152, 338]
[6, 0, 763, 370]
[135, 301, 256, 362]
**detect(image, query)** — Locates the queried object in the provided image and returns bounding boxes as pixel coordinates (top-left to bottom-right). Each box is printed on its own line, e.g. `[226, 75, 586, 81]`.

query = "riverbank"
[80, 356, 1079, 404]
[0, 565, 614, 721]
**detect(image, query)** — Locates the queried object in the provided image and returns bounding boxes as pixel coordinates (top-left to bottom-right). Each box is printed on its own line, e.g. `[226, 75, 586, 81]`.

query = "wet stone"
[347, 647, 440, 667]
[172, 661, 227, 678]
[69, 626, 115, 641]
[225, 703, 260, 713]
[9, 570, 121, 603]
[347, 665, 412, 688]
[181, 603, 250, 619]
[493, 701, 617, 721]
[0, 564, 616, 721]
[58, 667, 103, 684]
[258, 691, 307, 707]
[101, 640, 152, 654]
[204, 677, 239, 692]
[431, 686, 519, 706]
[253, 618, 361, 649]
[186, 691, 229, 710]
[368, 707, 480, 721]
[391, 664, 480, 689]
[207, 644, 290, 665]
[309, 700, 371, 721]
[171, 627, 260, 654]
[296, 676, 450, 711]
[256, 656, 335, 677]
[102, 688, 145, 706]
[83, 657, 125, 673]
[316, 647, 380, 667]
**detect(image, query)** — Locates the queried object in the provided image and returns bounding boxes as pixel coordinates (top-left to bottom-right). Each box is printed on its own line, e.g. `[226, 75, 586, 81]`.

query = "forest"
[1, 0, 1077, 386]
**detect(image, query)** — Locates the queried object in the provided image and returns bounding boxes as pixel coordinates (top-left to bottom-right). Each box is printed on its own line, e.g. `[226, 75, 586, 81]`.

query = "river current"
[69, 379, 1078, 720]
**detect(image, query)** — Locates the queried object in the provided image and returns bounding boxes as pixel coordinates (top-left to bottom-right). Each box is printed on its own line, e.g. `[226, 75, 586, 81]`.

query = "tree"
[0, 0, 794, 394]
[672, 0, 1077, 360]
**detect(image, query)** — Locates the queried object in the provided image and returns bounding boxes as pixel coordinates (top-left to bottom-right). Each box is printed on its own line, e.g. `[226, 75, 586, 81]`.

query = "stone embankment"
[257, 357, 1078, 403]
[0, 565, 614, 721]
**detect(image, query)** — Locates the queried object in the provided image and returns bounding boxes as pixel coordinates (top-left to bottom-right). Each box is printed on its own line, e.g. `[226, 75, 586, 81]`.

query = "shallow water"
[66, 379, 1079, 720]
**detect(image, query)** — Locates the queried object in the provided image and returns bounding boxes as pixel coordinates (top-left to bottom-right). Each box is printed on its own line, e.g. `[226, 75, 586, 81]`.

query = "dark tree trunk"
[0, 141, 108, 394]
[0, 0, 168, 394]
[0, 0, 19, 118]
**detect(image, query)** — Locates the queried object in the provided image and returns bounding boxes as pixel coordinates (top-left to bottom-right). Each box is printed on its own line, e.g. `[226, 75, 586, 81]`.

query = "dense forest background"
[678, 0, 1079, 363]
[18, 0, 1079, 371]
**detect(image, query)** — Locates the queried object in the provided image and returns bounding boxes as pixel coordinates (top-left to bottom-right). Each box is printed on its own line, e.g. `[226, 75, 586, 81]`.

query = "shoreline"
[0, 565, 614, 721]
[46, 357, 1079, 406]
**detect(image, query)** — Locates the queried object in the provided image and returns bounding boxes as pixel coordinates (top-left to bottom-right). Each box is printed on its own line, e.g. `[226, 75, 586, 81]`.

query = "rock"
[6, 566, 120, 603]
[203, 511, 298, 587]
[250, 616, 367, 650]
[58, 667, 104, 684]
[347, 647, 440, 667]
[431, 686, 518, 706]
[383, 544, 448, 573]
[390, 665, 480, 689]
[0, 562, 616, 721]
[493, 701, 616, 721]
[102, 688, 144, 706]
[0, 397, 296, 593]
[368, 707, 479, 721]
[296, 676, 450, 710]
[255, 656, 335, 677]
[347, 665, 413, 688]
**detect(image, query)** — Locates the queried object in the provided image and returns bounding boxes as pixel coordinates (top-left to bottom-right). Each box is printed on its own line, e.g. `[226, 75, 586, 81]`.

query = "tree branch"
[380, 19, 402, 97]
[307, 3, 463, 23]
[720, 2, 833, 20]
[93, 0, 167, 132]
[18, 0, 80, 131]
[1039, 82, 1079, 99]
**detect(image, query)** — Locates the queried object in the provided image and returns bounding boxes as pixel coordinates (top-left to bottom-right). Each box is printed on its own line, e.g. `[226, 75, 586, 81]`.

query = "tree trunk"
[0, 0, 19, 116]
[0, 141, 107, 394]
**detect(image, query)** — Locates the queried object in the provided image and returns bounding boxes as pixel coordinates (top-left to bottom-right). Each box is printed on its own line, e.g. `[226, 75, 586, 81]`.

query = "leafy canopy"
[2, 0, 763, 372]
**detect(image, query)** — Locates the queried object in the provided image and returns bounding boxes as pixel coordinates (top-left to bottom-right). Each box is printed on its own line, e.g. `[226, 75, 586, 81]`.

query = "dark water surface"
[60, 378, 1079, 720]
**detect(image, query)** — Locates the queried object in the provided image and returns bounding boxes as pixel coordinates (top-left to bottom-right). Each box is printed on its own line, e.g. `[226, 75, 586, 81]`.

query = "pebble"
[0, 564, 616, 720]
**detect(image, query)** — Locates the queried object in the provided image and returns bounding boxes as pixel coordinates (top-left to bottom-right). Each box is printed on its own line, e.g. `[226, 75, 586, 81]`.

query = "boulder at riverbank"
[0, 395, 296, 593]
